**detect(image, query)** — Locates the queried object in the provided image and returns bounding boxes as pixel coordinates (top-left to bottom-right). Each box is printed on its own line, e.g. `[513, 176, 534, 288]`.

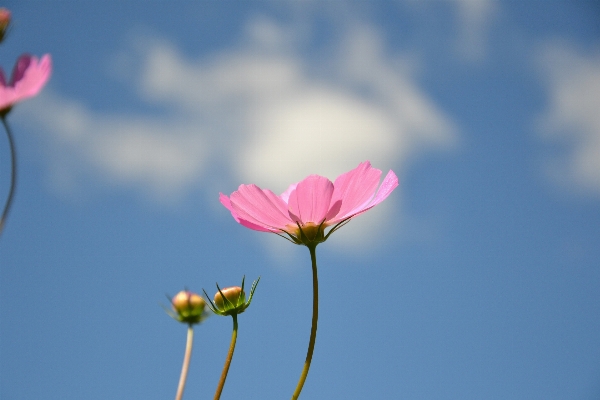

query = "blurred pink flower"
[220, 161, 398, 245]
[0, 54, 52, 113]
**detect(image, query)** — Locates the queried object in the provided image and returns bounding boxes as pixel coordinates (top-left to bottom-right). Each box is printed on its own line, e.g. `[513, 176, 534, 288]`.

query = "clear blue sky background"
[1, 1, 600, 399]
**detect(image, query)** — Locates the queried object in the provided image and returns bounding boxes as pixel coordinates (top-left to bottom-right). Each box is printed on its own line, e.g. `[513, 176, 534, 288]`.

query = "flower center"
[285, 221, 328, 245]
[300, 222, 322, 241]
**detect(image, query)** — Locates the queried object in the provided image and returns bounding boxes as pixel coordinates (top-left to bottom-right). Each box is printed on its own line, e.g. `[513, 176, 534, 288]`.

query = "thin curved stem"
[0, 116, 16, 237]
[175, 325, 194, 400]
[291, 244, 319, 399]
[214, 314, 238, 400]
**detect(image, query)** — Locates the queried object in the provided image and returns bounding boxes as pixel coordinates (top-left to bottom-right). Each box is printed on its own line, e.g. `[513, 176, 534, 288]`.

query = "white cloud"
[536, 43, 600, 195]
[16, 16, 457, 249]
[18, 92, 208, 201]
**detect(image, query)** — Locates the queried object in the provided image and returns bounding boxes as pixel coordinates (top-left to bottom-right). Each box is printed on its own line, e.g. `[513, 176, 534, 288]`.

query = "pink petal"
[327, 161, 382, 222]
[0, 54, 52, 111]
[348, 169, 399, 219]
[287, 175, 334, 225]
[280, 182, 298, 204]
[369, 169, 399, 207]
[13, 54, 52, 100]
[236, 217, 275, 232]
[11, 54, 33, 84]
[221, 191, 277, 232]
[229, 184, 293, 231]
[219, 193, 241, 222]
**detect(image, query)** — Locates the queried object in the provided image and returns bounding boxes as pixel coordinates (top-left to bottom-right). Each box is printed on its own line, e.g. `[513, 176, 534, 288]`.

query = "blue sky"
[1, 1, 600, 399]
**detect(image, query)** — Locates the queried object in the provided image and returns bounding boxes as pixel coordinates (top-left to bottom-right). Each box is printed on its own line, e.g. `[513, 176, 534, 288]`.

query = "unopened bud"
[0, 9, 11, 43]
[204, 276, 260, 317]
[214, 286, 245, 312]
[170, 290, 208, 324]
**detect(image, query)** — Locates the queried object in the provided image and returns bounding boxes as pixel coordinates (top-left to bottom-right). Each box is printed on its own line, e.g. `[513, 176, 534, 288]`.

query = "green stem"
[214, 314, 238, 400]
[291, 244, 319, 399]
[0, 116, 16, 237]
[175, 325, 194, 400]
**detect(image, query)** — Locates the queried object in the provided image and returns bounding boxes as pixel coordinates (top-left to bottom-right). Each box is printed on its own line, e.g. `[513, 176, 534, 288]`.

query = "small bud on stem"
[0, 9, 10, 43]
[166, 290, 208, 325]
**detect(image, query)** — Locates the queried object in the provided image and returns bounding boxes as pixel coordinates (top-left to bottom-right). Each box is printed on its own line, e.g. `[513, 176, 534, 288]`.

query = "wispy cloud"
[404, 0, 498, 63]
[15, 16, 457, 248]
[454, 0, 497, 62]
[536, 42, 600, 195]
[17, 91, 209, 201]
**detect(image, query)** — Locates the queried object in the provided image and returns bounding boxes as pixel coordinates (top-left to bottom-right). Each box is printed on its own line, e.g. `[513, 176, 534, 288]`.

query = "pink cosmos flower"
[0, 54, 52, 113]
[220, 161, 398, 245]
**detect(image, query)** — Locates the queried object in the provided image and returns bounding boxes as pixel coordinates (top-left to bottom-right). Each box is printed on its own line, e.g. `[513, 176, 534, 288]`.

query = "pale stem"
[0, 116, 16, 237]
[291, 244, 319, 399]
[175, 325, 194, 400]
[213, 314, 238, 400]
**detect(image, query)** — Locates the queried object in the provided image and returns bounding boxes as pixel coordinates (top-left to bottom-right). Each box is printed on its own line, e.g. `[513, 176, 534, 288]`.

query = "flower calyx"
[281, 218, 351, 247]
[204, 276, 260, 317]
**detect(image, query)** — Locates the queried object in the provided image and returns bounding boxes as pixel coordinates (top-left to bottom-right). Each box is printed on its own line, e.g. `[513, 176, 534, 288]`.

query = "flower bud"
[204, 276, 260, 317]
[170, 290, 208, 324]
[214, 286, 245, 312]
[0, 9, 10, 43]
